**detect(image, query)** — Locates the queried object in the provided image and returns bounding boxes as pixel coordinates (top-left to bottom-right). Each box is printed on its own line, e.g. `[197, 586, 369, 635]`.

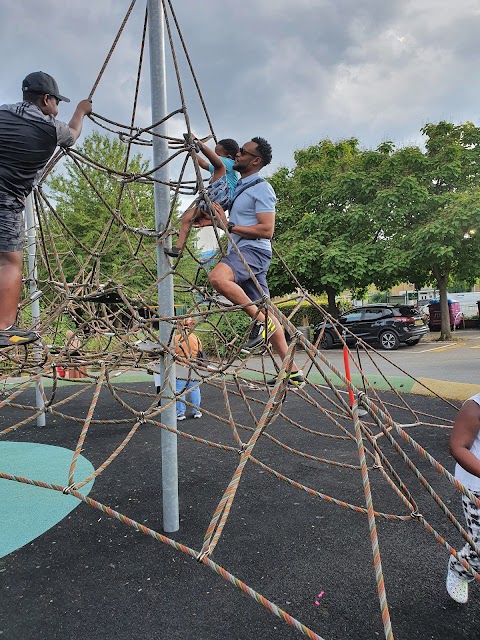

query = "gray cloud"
[1, 0, 480, 178]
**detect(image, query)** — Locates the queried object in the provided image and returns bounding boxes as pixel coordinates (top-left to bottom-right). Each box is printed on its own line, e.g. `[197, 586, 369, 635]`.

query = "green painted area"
[0, 442, 95, 558]
[234, 370, 416, 393]
[8, 368, 417, 393]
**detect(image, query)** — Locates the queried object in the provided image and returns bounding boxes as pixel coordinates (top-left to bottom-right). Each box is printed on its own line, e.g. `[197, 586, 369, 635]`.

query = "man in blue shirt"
[208, 137, 304, 387]
[0, 71, 92, 347]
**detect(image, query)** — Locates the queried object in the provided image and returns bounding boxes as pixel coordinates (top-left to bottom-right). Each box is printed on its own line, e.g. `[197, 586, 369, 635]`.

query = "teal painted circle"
[0, 441, 95, 558]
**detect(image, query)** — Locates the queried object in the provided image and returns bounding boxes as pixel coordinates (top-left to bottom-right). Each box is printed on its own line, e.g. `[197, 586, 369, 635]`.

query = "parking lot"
[296, 328, 480, 389]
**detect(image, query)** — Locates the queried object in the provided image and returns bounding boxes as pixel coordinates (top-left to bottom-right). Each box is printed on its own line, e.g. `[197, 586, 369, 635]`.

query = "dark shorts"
[0, 205, 25, 252]
[221, 246, 271, 302]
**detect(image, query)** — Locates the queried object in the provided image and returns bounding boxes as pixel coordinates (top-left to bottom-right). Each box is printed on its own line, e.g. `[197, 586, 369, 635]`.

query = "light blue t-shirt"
[228, 172, 276, 254]
[208, 157, 239, 197]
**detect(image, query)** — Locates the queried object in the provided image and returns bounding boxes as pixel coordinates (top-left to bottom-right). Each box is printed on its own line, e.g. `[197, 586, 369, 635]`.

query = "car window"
[341, 311, 362, 323]
[362, 308, 384, 321]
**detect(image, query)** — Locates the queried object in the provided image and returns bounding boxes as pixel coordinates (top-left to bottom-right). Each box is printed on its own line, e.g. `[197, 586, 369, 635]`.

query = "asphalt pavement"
[250, 327, 480, 402]
[1, 375, 479, 640]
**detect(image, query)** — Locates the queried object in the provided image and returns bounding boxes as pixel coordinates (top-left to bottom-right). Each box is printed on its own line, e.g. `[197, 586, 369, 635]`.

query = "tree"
[398, 189, 480, 337]
[44, 131, 199, 309]
[268, 139, 394, 316]
[380, 122, 480, 339]
[269, 123, 480, 338]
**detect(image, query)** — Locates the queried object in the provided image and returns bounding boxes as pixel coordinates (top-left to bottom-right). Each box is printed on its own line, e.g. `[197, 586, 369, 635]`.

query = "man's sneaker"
[193, 411, 202, 419]
[177, 413, 186, 421]
[0, 325, 40, 348]
[244, 317, 277, 351]
[446, 557, 469, 603]
[267, 370, 305, 389]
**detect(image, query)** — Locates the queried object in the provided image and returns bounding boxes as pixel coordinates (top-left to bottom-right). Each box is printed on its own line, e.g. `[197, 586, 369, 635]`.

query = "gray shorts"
[0, 205, 25, 252]
[220, 246, 271, 302]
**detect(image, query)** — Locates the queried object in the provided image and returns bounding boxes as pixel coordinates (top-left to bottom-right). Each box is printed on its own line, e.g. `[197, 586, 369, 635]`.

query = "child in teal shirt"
[166, 137, 239, 258]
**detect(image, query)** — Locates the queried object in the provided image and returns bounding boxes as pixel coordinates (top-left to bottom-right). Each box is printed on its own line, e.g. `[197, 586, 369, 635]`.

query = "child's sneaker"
[0, 325, 40, 348]
[267, 370, 305, 389]
[446, 557, 469, 603]
[245, 317, 277, 351]
[177, 413, 186, 421]
[193, 411, 202, 419]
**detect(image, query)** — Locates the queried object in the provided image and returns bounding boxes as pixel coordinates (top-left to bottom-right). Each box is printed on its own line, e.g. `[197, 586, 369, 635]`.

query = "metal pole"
[25, 194, 46, 427]
[147, 0, 179, 532]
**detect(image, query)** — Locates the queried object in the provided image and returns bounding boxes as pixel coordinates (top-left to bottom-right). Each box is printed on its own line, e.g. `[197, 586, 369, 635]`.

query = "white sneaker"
[177, 413, 186, 421]
[193, 411, 202, 419]
[446, 558, 469, 603]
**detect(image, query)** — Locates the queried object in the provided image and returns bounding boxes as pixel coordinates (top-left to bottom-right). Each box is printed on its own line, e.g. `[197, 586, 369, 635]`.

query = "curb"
[411, 378, 480, 402]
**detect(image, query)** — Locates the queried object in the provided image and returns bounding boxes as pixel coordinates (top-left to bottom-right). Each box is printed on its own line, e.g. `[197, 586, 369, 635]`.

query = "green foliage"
[44, 131, 199, 308]
[269, 122, 480, 338]
[385, 123, 480, 337]
[368, 291, 389, 304]
[268, 138, 396, 315]
[197, 310, 251, 357]
[46, 131, 155, 291]
[276, 298, 328, 327]
[448, 277, 478, 293]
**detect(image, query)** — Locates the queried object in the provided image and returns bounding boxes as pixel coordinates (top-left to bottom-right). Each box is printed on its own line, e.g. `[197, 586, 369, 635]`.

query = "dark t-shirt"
[0, 102, 74, 207]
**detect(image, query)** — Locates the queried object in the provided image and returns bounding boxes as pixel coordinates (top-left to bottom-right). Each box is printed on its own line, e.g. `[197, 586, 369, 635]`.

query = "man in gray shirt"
[208, 137, 304, 387]
[0, 71, 92, 347]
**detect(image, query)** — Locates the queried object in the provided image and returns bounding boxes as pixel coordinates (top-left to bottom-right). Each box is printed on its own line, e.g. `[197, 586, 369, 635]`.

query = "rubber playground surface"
[1, 380, 479, 640]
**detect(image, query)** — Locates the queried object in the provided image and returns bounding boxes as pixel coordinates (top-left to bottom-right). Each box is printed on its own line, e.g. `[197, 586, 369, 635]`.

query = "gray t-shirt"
[0, 101, 74, 207]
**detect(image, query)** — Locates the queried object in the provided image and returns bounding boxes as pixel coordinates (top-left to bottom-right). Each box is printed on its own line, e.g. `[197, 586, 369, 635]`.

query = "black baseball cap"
[22, 71, 70, 103]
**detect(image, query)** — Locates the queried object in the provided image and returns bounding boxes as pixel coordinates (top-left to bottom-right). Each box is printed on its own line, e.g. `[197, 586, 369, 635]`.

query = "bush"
[198, 297, 336, 357]
[196, 310, 251, 357]
[277, 298, 328, 327]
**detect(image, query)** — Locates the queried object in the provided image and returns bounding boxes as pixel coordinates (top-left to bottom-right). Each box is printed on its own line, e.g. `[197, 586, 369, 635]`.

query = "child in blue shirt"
[165, 137, 239, 258]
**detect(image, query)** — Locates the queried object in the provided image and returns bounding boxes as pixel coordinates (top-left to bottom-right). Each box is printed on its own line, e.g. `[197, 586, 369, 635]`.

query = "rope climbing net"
[1, 3, 478, 639]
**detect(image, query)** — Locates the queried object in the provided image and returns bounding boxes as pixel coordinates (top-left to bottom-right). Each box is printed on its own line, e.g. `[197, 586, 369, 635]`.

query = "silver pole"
[25, 194, 46, 427]
[147, 0, 179, 532]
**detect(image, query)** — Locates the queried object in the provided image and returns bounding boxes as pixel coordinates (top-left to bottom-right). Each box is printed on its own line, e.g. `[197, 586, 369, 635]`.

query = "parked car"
[313, 304, 429, 350]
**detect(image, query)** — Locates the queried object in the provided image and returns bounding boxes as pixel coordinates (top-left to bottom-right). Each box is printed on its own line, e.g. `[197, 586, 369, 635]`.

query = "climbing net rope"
[1, 3, 478, 639]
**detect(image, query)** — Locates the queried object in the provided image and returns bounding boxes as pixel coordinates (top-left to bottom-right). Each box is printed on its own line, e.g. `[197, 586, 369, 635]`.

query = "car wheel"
[320, 331, 334, 349]
[379, 330, 400, 350]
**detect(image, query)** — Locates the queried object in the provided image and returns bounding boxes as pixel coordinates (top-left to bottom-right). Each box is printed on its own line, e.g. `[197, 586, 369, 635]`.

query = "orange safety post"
[343, 345, 355, 407]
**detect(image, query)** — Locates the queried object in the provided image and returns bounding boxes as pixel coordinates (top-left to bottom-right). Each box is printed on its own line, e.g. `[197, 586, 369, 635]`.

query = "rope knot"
[63, 483, 77, 495]
[196, 550, 209, 563]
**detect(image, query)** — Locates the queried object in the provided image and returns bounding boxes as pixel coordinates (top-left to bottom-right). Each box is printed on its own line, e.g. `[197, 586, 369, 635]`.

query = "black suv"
[313, 304, 429, 350]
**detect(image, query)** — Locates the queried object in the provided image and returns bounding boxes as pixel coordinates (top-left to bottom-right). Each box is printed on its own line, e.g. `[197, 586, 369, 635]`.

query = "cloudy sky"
[2, 0, 480, 180]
